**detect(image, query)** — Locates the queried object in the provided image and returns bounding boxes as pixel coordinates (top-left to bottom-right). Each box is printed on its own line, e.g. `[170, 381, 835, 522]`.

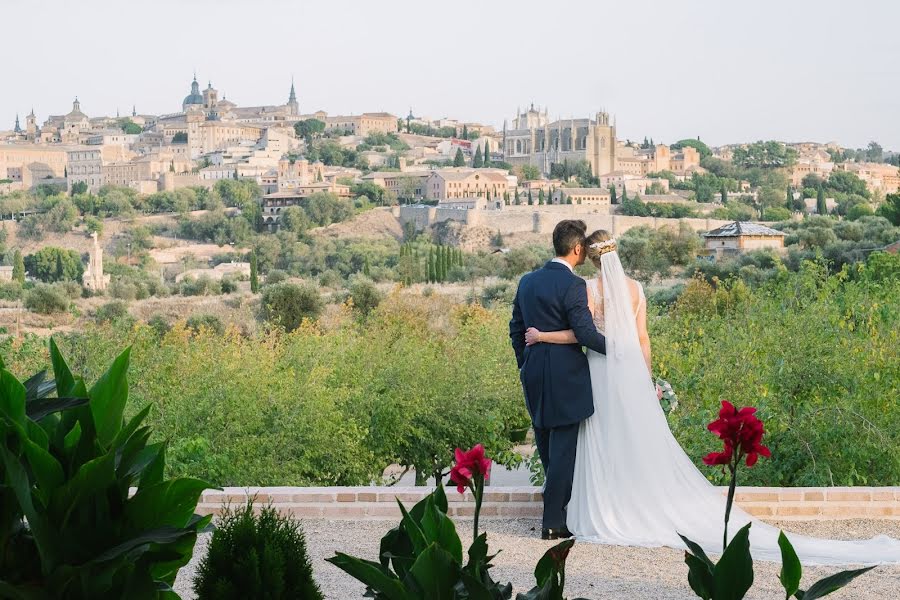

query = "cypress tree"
[249, 252, 259, 293]
[427, 247, 435, 283]
[462, 124, 469, 140]
[514, 189, 520, 205]
[12, 250, 25, 284]
[621, 186, 628, 202]
[816, 186, 827, 215]
[721, 184, 728, 204]
[55, 252, 65, 281]
[454, 147, 465, 167]
[538, 189, 545, 205]
[363, 256, 371, 277]
[609, 185, 617, 205]
[785, 186, 793, 211]
[473, 145, 483, 168]
[527, 190, 533, 205]
[482, 141, 490, 166]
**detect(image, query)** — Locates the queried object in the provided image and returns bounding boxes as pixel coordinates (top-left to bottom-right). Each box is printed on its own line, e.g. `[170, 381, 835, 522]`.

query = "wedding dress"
[565, 250, 900, 565]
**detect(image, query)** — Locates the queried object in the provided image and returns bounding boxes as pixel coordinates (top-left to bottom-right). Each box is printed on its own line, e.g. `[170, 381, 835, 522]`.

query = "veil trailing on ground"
[568, 249, 900, 565]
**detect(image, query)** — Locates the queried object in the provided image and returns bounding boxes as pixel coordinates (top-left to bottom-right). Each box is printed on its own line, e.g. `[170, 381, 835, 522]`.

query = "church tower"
[588, 111, 616, 177]
[287, 78, 299, 116]
[13, 114, 21, 134]
[26, 109, 37, 138]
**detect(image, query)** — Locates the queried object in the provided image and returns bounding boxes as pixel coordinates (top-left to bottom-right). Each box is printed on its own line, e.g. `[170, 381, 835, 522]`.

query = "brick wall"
[194, 486, 900, 521]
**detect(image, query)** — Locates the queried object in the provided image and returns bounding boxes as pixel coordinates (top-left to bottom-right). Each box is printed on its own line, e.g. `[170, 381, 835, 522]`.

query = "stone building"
[502, 105, 617, 177]
[324, 113, 398, 136]
[67, 147, 103, 192]
[703, 221, 785, 256]
[424, 168, 513, 202]
[552, 187, 611, 207]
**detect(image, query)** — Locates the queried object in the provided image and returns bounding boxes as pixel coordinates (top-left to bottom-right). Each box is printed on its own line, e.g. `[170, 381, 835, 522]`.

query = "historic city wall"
[397, 205, 733, 238]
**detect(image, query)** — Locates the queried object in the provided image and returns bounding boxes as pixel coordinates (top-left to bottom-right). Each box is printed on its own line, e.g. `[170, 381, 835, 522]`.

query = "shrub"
[147, 314, 171, 337]
[24, 246, 84, 283]
[178, 275, 222, 296]
[262, 283, 323, 331]
[24, 283, 70, 314]
[186, 314, 225, 336]
[193, 502, 322, 600]
[348, 278, 382, 318]
[265, 269, 289, 286]
[94, 300, 131, 324]
[0, 340, 211, 598]
[0, 281, 23, 301]
[220, 277, 238, 294]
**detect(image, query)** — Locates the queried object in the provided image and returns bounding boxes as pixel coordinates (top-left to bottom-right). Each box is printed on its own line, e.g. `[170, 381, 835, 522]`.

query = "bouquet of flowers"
[655, 377, 678, 414]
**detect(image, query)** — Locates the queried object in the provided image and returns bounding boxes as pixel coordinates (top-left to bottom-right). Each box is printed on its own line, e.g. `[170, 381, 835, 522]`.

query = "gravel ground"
[174, 518, 900, 599]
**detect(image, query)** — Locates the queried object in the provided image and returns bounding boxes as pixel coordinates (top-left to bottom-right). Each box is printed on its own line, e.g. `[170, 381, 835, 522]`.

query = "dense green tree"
[732, 140, 798, 169]
[721, 183, 728, 204]
[538, 189, 545, 205]
[250, 252, 259, 293]
[472, 145, 483, 168]
[12, 249, 25, 284]
[262, 283, 324, 331]
[671, 138, 712, 159]
[786, 186, 794, 211]
[609, 185, 617, 204]
[817, 186, 827, 215]
[877, 193, 900, 225]
[482, 141, 490, 166]
[453, 148, 465, 167]
[462, 124, 468, 140]
[527, 190, 533, 205]
[172, 131, 187, 143]
[293, 118, 326, 141]
[24, 247, 84, 283]
[520, 164, 540, 181]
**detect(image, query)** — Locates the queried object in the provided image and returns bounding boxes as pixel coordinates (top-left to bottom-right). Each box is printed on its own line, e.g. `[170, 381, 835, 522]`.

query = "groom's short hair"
[552, 220, 588, 256]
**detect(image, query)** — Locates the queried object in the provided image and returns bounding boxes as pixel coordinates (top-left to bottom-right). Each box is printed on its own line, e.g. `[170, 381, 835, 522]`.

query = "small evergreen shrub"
[94, 300, 131, 324]
[194, 502, 323, 600]
[186, 314, 225, 335]
[261, 283, 323, 331]
[24, 283, 70, 314]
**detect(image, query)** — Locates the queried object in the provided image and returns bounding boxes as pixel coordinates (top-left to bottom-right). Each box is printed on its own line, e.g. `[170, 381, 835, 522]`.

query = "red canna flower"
[450, 444, 492, 494]
[706, 400, 771, 468]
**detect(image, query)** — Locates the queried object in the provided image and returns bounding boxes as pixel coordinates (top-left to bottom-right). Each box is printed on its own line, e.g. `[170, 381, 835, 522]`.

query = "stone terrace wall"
[196, 486, 900, 522]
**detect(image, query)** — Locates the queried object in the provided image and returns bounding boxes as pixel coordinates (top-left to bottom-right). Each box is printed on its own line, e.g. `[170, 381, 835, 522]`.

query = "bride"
[523, 229, 900, 565]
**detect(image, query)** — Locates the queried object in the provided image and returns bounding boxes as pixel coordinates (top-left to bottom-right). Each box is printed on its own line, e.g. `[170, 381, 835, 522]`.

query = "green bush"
[262, 283, 323, 331]
[193, 502, 322, 600]
[186, 314, 225, 336]
[24, 283, 70, 314]
[265, 269, 289, 285]
[24, 246, 84, 283]
[0, 281, 23, 301]
[348, 278, 382, 318]
[94, 300, 131, 324]
[0, 340, 211, 598]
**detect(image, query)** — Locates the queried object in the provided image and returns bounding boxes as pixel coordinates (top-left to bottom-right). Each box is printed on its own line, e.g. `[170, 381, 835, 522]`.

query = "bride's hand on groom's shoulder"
[525, 327, 541, 346]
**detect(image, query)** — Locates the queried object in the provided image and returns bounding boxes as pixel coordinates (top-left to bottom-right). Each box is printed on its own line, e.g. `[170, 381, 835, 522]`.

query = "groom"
[509, 219, 607, 540]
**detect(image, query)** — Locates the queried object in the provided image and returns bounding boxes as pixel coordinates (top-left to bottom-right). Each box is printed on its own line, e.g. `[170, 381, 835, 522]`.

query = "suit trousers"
[533, 422, 580, 530]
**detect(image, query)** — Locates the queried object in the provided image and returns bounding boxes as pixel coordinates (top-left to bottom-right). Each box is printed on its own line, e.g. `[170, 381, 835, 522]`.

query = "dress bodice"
[586, 278, 644, 334]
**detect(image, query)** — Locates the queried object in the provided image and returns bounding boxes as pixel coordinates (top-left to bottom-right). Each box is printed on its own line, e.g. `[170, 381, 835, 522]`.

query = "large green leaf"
[684, 552, 714, 600]
[0, 369, 27, 428]
[88, 347, 131, 448]
[409, 543, 458, 600]
[54, 450, 117, 526]
[89, 526, 196, 564]
[23, 438, 64, 497]
[397, 499, 428, 556]
[778, 531, 802, 599]
[125, 478, 210, 531]
[712, 523, 754, 600]
[113, 404, 152, 448]
[796, 566, 876, 600]
[0, 446, 59, 572]
[22, 370, 55, 403]
[679, 532, 716, 571]
[26, 397, 89, 423]
[49, 338, 76, 397]
[327, 553, 411, 600]
[459, 569, 497, 600]
[534, 539, 573, 587]
[420, 495, 463, 564]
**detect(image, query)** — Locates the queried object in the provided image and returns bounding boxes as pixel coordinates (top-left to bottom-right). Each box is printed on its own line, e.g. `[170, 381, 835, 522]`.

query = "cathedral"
[502, 104, 617, 177]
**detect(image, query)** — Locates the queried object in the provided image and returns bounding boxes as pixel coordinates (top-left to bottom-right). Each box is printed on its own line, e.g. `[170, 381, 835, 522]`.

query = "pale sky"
[3, 0, 898, 150]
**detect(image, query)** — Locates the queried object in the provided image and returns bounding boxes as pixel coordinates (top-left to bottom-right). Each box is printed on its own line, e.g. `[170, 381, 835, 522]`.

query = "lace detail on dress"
[587, 278, 644, 335]
[587, 279, 605, 334]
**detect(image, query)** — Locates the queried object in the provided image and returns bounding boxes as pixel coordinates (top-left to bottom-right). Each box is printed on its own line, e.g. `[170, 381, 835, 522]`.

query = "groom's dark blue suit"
[510, 260, 606, 530]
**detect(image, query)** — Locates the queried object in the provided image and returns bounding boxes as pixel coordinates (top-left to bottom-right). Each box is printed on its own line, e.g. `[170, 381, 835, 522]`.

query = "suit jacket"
[509, 261, 607, 429]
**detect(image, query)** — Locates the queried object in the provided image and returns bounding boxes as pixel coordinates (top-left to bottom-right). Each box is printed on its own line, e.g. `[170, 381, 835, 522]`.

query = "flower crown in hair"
[588, 239, 617, 256]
